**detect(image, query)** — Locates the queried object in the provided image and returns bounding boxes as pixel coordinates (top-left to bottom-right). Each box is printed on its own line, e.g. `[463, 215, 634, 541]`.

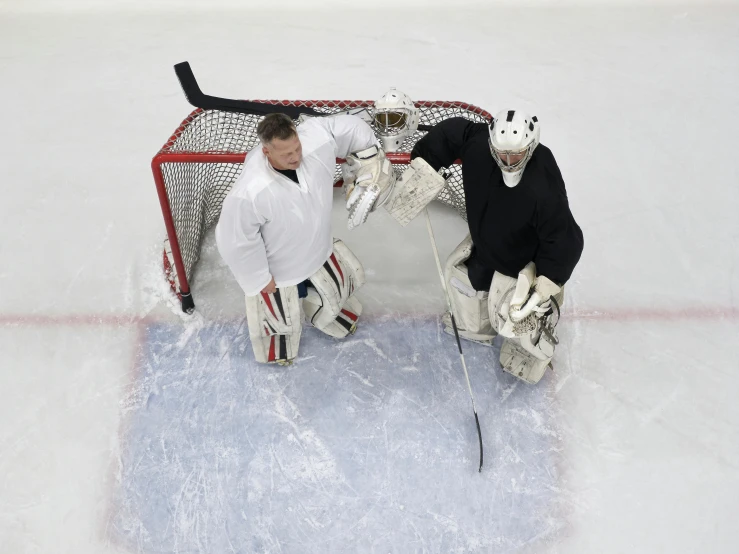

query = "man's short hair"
[257, 113, 297, 144]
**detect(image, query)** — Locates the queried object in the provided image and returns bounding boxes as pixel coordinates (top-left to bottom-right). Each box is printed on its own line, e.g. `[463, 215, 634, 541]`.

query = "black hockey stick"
[174, 61, 435, 131]
[174, 61, 323, 119]
[424, 208, 484, 472]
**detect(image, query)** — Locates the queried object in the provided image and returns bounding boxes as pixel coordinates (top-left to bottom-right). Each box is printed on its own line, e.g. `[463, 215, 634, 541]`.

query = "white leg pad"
[488, 271, 519, 335]
[500, 338, 552, 384]
[245, 286, 302, 365]
[304, 292, 362, 339]
[442, 234, 496, 344]
[303, 239, 365, 339]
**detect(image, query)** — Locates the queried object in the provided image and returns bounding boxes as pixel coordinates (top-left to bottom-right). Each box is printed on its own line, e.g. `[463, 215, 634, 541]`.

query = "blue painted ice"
[111, 318, 563, 553]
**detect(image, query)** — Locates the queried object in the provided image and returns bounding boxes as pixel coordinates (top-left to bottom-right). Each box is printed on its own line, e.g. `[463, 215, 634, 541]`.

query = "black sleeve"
[410, 117, 479, 170]
[533, 155, 584, 285]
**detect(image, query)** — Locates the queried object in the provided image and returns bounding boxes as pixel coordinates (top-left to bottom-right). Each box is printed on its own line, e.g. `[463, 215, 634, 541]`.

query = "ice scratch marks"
[425, 509, 506, 552]
[499, 381, 519, 403]
[175, 311, 206, 349]
[346, 369, 374, 388]
[335, 337, 389, 360]
[507, 407, 560, 439]
[169, 461, 219, 553]
[378, 382, 451, 437]
[401, 352, 421, 372]
[270, 393, 341, 485]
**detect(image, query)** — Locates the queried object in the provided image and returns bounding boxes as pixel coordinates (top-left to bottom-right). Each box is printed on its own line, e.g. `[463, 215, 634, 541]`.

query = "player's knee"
[305, 240, 365, 339]
[442, 235, 495, 340]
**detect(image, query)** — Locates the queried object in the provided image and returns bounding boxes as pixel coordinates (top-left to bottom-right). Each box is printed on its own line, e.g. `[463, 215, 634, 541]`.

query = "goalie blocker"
[245, 239, 365, 365]
[384, 157, 446, 227]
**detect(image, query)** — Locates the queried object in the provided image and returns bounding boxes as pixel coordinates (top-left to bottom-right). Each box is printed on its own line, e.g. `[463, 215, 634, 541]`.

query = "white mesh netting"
[152, 100, 492, 302]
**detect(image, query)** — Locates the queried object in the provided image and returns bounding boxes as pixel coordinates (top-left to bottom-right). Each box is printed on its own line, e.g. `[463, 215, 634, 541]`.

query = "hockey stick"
[424, 208, 484, 472]
[174, 61, 434, 130]
[174, 61, 322, 119]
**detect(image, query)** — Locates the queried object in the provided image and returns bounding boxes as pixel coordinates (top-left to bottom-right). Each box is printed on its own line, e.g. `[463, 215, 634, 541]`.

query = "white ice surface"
[1, 6, 739, 554]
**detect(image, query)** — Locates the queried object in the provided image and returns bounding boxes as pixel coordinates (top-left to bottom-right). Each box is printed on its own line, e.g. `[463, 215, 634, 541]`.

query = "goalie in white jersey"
[216, 113, 395, 365]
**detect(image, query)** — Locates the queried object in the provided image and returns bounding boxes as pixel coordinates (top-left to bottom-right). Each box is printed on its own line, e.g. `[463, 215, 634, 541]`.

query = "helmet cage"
[488, 138, 536, 174]
[373, 108, 412, 136]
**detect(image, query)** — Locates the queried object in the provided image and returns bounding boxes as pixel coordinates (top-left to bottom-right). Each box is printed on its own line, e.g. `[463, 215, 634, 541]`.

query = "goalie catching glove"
[344, 145, 396, 230]
[508, 264, 562, 326]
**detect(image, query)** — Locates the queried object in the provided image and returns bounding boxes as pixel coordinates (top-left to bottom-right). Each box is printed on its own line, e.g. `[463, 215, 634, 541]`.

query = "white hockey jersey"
[215, 115, 377, 296]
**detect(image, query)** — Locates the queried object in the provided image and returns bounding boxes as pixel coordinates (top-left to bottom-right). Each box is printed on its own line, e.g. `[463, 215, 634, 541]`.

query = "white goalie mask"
[372, 88, 420, 152]
[489, 110, 541, 187]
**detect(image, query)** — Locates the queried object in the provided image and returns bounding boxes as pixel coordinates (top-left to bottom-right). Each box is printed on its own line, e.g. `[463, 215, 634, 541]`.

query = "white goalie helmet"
[372, 88, 420, 152]
[489, 109, 541, 187]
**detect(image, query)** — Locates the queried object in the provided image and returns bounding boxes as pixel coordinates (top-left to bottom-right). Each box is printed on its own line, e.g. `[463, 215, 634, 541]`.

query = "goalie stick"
[424, 208, 484, 473]
[174, 61, 432, 130]
[174, 61, 321, 119]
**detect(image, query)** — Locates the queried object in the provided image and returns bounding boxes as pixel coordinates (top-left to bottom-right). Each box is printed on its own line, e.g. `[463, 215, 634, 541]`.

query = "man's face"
[497, 151, 526, 168]
[263, 134, 302, 171]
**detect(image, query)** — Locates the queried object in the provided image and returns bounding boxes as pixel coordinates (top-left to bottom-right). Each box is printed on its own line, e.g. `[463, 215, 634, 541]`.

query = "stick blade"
[172, 61, 320, 118]
[174, 61, 203, 105]
[475, 411, 484, 472]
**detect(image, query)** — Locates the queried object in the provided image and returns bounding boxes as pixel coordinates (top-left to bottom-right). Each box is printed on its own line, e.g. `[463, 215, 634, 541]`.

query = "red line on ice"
[1, 307, 738, 327]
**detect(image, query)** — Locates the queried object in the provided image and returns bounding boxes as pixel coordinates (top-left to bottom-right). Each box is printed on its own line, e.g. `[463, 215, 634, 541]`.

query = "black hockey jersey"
[411, 117, 583, 286]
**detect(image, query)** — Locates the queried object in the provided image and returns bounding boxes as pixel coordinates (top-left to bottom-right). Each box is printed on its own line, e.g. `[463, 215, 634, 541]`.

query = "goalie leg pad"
[488, 271, 519, 336]
[303, 289, 362, 339]
[304, 240, 365, 338]
[441, 235, 496, 344]
[500, 338, 552, 385]
[245, 285, 302, 365]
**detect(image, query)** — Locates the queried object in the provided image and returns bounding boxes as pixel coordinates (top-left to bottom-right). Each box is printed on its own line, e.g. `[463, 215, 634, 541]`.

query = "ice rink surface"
[1, 4, 739, 553]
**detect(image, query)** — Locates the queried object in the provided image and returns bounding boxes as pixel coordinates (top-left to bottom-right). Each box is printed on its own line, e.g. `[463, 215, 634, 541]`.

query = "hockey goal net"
[152, 100, 492, 312]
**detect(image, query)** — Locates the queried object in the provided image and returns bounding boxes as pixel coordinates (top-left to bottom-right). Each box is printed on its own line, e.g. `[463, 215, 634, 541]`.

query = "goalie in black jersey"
[347, 108, 584, 384]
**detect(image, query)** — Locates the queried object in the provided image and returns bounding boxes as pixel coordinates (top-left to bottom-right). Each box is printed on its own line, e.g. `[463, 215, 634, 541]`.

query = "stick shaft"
[424, 208, 483, 471]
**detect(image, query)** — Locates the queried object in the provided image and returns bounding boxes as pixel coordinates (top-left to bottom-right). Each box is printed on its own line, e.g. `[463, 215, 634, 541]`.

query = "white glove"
[344, 145, 396, 230]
